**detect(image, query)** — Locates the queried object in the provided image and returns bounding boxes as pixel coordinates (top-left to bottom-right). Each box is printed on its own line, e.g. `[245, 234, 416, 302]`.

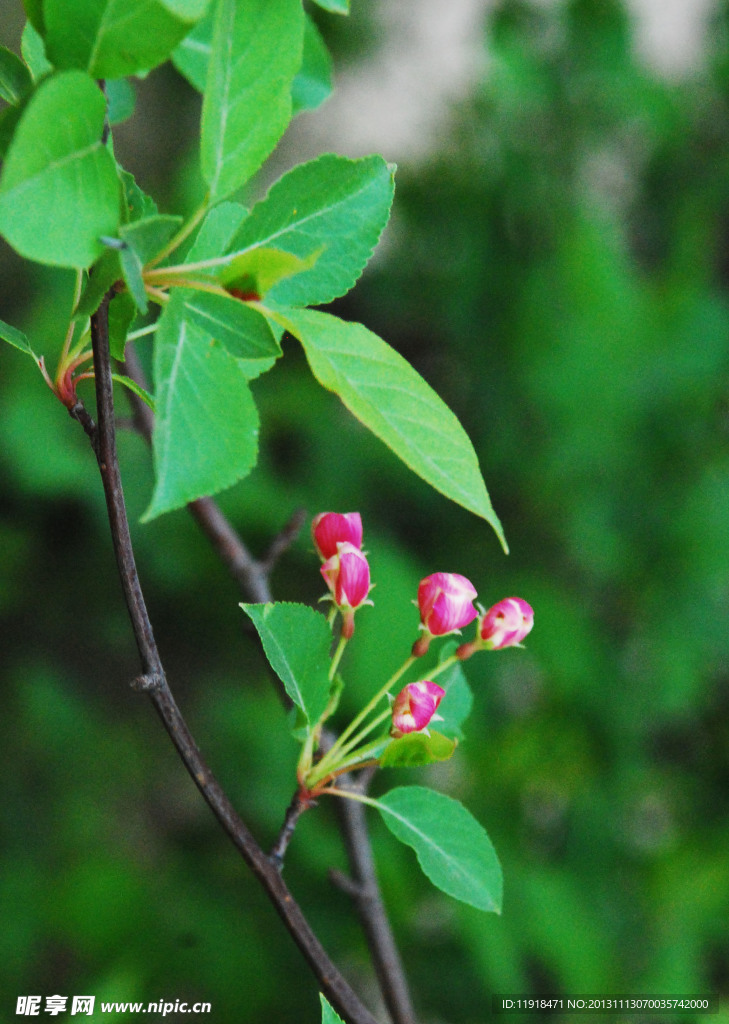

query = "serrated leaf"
[320, 995, 346, 1024]
[0, 71, 120, 268]
[0, 46, 33, 104]
[182, 291, 281, 361]
[119, 168, 159, 225]
[292, 18, 333, 115]
[119, 215, 183, 313]
[201, 0, 304, 200]
[221, 246, 321, 297]
[380, 731, 457, 769]
[0, 316, 34, 356]
[274, 308, 507, 548]
[373, 786, 503, 912]
[227, 154, 394, 308]
[44, 0, 211, 79]
[142, 291, 259, 520]
[241, 602, 332, 724]
[20, 21, 52, 81]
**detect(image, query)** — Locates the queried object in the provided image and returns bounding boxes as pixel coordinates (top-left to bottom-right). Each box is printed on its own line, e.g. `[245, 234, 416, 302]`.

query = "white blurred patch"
[626, 0, 717, 78]
[284, 0, 718, 166]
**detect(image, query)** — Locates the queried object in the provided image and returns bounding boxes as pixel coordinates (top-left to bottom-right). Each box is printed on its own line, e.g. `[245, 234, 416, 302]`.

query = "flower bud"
[479, 597, 534, 649]
[321, 542, 372, 638]
[415, 572, 478, 653]
[312, 512, 363, 562]
[390, 681, 445, 738]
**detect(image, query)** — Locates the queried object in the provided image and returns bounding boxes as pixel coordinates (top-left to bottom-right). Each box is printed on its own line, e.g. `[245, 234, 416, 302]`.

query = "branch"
[85, 295, 380, 1024]
[120, 342, 418, 1023]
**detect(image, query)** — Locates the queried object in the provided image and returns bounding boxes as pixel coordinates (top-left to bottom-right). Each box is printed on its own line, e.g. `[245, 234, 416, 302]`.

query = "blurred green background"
[2, 0, 729, 1021]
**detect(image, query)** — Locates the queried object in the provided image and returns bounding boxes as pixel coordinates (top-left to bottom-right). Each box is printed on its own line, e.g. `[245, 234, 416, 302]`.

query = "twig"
[84, 294, 380, 1024]
[334, 771, 417, 1024]
[270, 789, 310, 867]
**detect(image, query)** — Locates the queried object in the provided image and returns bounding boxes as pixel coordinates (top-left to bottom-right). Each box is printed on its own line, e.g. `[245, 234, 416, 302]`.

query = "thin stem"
[317, 656, 416, 777]
[145, 252, 237, 278]
[329, 635, 348, 681]
[145, 274, 231, 298]
[127, 323, 158, 342]
[59, 269, 84, 366]
[147, 199, 209, 269]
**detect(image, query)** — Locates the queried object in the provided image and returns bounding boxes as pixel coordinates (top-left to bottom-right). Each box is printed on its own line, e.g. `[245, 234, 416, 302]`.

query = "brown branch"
[334, 772, 417, 1024]
[85, 294, 380, 1024]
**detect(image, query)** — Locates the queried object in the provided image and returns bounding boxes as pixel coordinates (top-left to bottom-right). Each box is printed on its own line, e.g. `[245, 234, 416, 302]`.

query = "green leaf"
[373, 786, 503, 912]
[240, 602, 332, 724]
[171, 4, 214, 92]
[142, 290, 259, 520]
[22, 1, 44, 35]
[0, 71, 120, 268]
[275, 308, 508, 547]
[0, 316, 34, 356]
[43, 0, 211, 79]
[320, 995, 346, 1024]
[228, 154, 395, 308]
[0, 46, 33, 104]
[310, 0, 349, 13]
[435, 647, 474, 741]
[173, 8, 330, 116]
[118, 215, 183, 313]
[185, 202, 248, 262]
[380, 731, 458, 769]
[108, 291, 137, 360]
[181, 291, 281, 361]
[75, 249, 122, 321]
[120, 168, 159, 225]
[0, 105, 23, 162]
[221, 246, 321, 297]
[20, 21, 52, 81]
[292, 18, 333, 116]
[200, 0, 304, 200]
[107, 78, 135, 125]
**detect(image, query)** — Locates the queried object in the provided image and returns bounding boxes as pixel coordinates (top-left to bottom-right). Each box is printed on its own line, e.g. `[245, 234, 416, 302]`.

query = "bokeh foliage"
[1, 0, 729, 1021]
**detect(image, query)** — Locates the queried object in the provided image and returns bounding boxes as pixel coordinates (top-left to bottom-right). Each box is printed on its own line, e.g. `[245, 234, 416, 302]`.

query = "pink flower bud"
[312, 512, 363, 561]
[417, 572, 478, 637]
[479, 597, 534, 649]
[390, 681, 445, 738]
[321, 542, 372, 638]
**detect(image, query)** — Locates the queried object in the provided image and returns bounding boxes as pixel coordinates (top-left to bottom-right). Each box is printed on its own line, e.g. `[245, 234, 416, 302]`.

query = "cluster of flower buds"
[311, 514, 534, 740]
[312, 512, 372, 639]
[390, 680, 445, 738]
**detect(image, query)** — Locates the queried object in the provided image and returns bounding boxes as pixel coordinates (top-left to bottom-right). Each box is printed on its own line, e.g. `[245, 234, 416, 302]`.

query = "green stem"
[147, 198, 209, 269]
[314, 655, 416, 780]
[127, 323, 158, 342]
[329, 635, 348, 681]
